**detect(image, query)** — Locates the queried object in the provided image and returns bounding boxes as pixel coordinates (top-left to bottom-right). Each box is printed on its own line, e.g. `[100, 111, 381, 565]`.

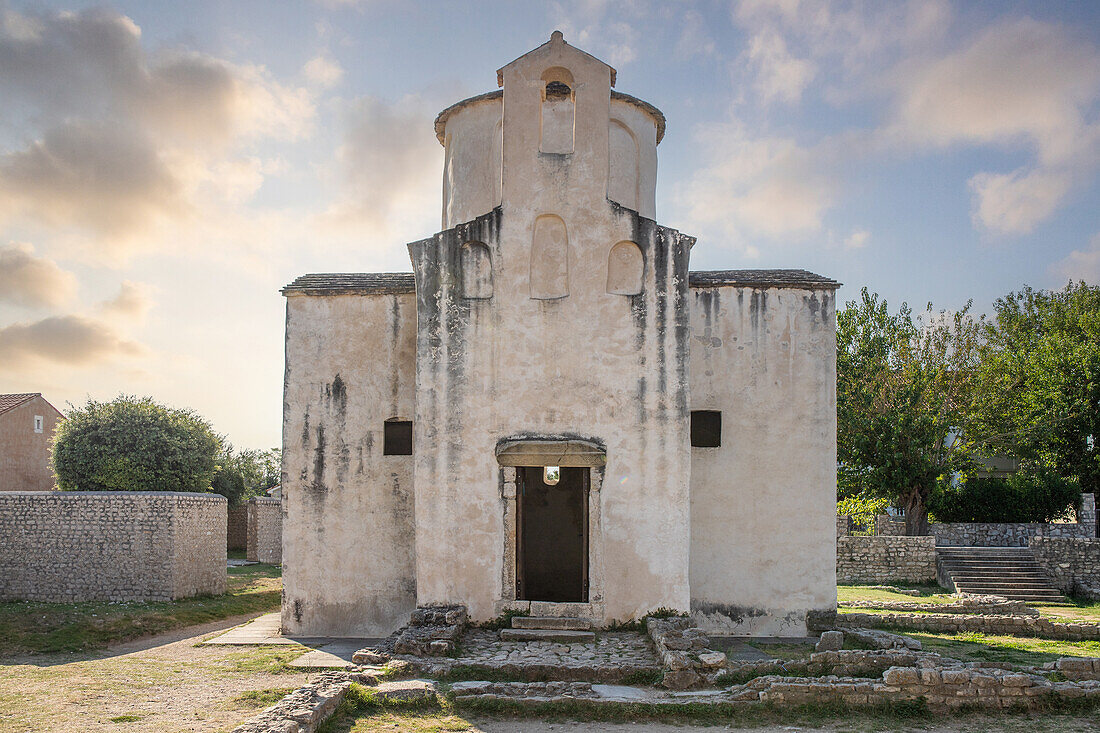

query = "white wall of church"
[281, 293, 418, 636]
[410, 35, 693, 625]
[688, 285, 838, 636]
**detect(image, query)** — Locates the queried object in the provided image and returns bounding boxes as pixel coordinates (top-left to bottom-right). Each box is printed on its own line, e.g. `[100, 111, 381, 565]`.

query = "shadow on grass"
[0, 564, 282, 660]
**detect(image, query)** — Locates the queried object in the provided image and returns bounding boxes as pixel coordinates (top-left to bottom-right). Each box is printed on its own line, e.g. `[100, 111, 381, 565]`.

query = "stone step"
[499, 628, 596, 643]
[511, 616, 592, 631]
[937, 546, 1067, 604]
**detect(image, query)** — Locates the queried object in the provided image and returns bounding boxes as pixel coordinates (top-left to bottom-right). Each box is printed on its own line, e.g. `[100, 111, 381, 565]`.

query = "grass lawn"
[838, 584, 956, 605]
[1035, 601, 1100, 623]
[907, 631, 1100, 666]
[0, 563, 282, 657]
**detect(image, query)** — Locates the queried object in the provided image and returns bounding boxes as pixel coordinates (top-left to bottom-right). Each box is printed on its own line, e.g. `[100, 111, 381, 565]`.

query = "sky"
[1, 0, 1098, 450]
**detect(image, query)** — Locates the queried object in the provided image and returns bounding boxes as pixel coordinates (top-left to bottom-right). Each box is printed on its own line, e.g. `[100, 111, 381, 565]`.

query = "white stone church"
[281, 33, 838, 638]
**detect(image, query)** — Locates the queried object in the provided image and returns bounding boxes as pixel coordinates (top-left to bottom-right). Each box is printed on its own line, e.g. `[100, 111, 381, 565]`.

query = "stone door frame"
[495, 439, 606, 622]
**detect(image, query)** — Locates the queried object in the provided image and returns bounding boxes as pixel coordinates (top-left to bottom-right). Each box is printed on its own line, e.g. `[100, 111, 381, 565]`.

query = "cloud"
[99, 281, 154, 320]
[303, 54, 344, 88]
[0, 5, 315, 254]
[548, 1, 642, 68]
[968, 168, 1073, 236]
[0, 315, 143, 369]
[892, 18, 1100, 167]
[679, 120, 835, 248]
[1052, 233, 1100, 284]
[0, 6, 314, 145]
[675, 10, 716, 60]
[0, 242, 77, 308]
[844, 229, 870, 250]
[744, 29, 815, 105]
[322, 95, 442, 240]
[0, 121, 184, 240]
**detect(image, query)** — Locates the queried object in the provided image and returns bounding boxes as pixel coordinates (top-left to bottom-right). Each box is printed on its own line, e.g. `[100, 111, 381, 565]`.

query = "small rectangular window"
[690, 410, 721, 448]
[33, 415, 43, 434]
[383, 420, 413, 455]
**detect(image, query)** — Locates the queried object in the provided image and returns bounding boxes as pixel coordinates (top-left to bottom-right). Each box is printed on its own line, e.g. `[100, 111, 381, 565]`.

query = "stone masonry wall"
[227, 505, 248, 551]
[0, 491, 225, 602]
[836, 536, 936, 584]
[1029, 537, 1100, 600]
[843, 494, 1097, 547]
[248, 497, 282, 564]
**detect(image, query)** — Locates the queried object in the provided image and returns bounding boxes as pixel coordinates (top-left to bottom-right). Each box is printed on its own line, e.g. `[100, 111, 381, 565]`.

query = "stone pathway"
[456, 629, 657, 668]
[202, 611, 385, 668]
[392, 628, 661, 682]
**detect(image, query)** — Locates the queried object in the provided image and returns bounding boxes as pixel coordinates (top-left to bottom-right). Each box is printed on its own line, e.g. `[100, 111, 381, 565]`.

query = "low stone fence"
[1029, 537, 1100, 600]
[227, 505, 248, 551]
[836, 536, 937, 584]
[247, 497, 282, 564]
[837, 611, 1100, 641]
[841, 494, 1097, 547]
[0, 491, 225, 602]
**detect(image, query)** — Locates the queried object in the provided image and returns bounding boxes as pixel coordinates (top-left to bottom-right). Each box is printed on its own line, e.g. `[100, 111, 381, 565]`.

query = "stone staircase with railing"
[936, 546, 1068, 604]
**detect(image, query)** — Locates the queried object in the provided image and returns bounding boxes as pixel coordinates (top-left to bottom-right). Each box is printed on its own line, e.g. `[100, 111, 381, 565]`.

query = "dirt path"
[0, 612, 311, 733]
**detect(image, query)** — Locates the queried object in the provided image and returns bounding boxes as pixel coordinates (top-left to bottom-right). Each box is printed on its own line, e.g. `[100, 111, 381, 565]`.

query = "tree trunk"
[903, 487, 930, 536]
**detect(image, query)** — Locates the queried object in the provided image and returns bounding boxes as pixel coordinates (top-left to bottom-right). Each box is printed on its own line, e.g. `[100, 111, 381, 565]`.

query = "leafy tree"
[53, 395, 220, 493]
[974, 282, 1100, 496]
[837, 288, 984, 535]
[211, 446, 281, 506]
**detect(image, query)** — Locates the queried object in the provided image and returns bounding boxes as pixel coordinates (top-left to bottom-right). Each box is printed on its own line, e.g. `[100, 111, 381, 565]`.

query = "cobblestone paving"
[395, 629, 661, 681]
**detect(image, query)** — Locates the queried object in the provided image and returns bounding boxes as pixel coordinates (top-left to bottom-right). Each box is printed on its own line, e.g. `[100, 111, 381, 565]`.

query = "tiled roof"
[0, 393, 39, 415]
[689, 270, 840, 290]
[282, 273, 416, 295]
[284, 269, 840, 295]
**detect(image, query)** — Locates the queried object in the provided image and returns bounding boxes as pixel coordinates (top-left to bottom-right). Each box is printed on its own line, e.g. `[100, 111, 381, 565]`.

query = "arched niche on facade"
[540, 67, 575, 154]
[460, 241, 493, 299]
[530, 214, 569, 300]
[606, 240, 644, 295]
[608, 119, 639, 211]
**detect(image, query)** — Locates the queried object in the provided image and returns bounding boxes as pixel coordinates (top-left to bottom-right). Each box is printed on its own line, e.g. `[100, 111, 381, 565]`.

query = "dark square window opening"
[691, 410, 721, 448]
[383, 420, 413, 455]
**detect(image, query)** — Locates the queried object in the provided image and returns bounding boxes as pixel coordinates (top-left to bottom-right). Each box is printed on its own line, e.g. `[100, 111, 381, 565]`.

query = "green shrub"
[930, 470, 1081, 523]
[836, 495, 892, 534]
[52, 395, 220, 493]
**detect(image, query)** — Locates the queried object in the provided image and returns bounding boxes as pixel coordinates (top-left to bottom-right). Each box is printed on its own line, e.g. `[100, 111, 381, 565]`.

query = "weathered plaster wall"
[689, 286, 838, 635]
[282, 293, 417, 636]
[442, 96, 502, 229]
[411, 159, 693, 624]
[0, 491, 225, 602]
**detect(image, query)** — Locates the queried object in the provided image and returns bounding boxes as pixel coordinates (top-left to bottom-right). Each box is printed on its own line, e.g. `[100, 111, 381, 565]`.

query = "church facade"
[281, 33, 839, 638]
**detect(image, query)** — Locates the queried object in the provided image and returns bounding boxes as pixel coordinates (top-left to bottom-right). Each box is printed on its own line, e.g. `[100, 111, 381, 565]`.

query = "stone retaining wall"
[836, 536, 936, 584]
[247, 497, 282, 564]
[837, 611, 1100, 641]
[227, 505, 248, 551]
[1029, 537, 1100, 600]
[841, 494, 1097, 547]
[0, 491, 225, 602]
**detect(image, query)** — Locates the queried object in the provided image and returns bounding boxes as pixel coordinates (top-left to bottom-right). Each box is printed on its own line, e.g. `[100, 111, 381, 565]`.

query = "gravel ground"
[0, 612, 311, 733]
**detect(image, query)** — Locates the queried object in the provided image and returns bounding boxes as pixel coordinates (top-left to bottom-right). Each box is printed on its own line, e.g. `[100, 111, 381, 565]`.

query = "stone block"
[815, 631, 844, 652]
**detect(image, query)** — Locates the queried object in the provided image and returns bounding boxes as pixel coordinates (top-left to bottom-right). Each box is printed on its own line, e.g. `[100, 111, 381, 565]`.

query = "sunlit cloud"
[0, 315, 144, 369]
[0, 242, 78, 308]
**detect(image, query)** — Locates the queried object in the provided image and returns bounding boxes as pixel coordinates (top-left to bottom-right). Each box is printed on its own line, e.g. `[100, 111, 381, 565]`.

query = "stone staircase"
[499, 615, 595, 642]
[936, 546, 1068, 604]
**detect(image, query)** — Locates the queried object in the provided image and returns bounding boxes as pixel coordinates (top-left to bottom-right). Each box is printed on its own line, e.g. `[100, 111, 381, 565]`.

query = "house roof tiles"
[0, 393, 40, 415]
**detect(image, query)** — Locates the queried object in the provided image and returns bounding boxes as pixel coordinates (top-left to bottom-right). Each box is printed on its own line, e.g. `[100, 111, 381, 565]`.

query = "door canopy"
[495, 439, 606, 467]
